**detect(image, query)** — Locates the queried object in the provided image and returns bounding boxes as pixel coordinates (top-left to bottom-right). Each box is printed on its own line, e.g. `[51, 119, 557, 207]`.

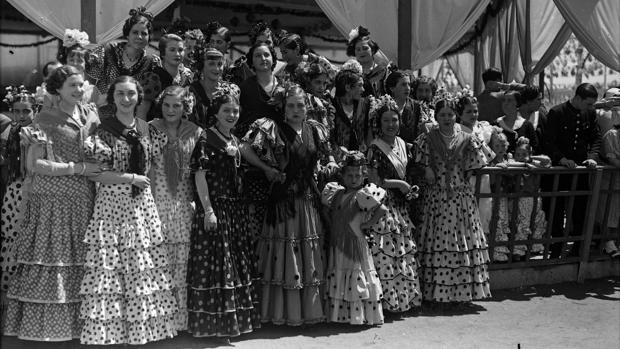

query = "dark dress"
[187, 128, 260, 337]
[236, 75, 283, 138]
[243, 118, 330, 325]
[332, 97, 370, 153]
[493, 116, 538, 154]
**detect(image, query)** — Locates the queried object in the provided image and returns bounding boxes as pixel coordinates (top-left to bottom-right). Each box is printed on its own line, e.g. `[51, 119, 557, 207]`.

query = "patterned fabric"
[494, 197, 546, 261]
[188, 80, 240, 130]
[322, 182, 384, 325]
[187, 128, 260, 337]
[3, 105, 99, 341]
[79, 119, 178, 345]
[415, 129, 492, 302]
[0, 180, 23, 294]
[150, 119, 202, 331]
[332, 97, 370, 153]
[87, 42, 161, 101]
[367, 142, 422, 312]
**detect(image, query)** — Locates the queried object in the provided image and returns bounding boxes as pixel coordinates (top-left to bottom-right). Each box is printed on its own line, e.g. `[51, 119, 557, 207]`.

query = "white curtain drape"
[7, 0, 174, 43]
[315, 0, 488, 70]
[554, 0, 620, 72]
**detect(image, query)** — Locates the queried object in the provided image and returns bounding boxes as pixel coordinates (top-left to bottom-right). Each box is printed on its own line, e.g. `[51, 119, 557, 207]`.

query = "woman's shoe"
[602, 241, 619, 258]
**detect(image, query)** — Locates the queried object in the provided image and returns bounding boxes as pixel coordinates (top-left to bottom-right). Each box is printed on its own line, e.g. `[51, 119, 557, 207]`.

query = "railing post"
[577, 167, 603, 282]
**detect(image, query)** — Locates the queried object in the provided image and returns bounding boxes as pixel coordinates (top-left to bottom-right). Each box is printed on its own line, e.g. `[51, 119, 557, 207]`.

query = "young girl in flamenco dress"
[321, 150, 386, 325]
[415, 98, 492, 305]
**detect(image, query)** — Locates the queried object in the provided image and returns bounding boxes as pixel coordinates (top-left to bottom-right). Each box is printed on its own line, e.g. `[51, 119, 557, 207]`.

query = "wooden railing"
[471, 165, 620, 282]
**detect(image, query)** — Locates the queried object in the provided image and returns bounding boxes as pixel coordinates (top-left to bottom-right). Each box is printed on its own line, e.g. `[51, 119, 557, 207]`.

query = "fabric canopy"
[315, 0, 489, 70]
[554, 0, 620, 72]
[7, 0, 174, 43]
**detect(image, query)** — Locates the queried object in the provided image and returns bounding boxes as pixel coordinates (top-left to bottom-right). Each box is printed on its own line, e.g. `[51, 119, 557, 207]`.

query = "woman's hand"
[204, 209, 217, 231]
[131, 174, 150, 189]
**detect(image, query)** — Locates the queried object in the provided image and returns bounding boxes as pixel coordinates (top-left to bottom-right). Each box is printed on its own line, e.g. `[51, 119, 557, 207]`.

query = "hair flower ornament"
[63, 29, 90, 47]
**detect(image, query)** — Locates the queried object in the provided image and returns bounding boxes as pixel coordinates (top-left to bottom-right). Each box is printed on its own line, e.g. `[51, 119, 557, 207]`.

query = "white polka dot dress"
[415, 130, 492, 303]
[1, 180, 23, 295]
[79, 119, 178, 345]
[149, 119, 202, 331]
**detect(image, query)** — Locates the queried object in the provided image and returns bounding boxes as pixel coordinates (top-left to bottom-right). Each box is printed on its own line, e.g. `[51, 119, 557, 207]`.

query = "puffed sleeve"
[602, 129, 620, 161]
[356, 183, 386, 212]
[308, 119, 332, 159]
[321, 181, 344, 206]
[86, 44, 106, 90]
[189, 131, 209, 172]
[414, 132, 431, 166]
[464, 133, 493, 171]
[83, 128, 113, 166]
[241, 117, 284, 168]
[20, 125, 53, 160]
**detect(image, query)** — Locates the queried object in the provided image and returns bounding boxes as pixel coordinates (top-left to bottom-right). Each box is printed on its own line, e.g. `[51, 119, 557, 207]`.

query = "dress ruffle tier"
[79, 185, 178, 345]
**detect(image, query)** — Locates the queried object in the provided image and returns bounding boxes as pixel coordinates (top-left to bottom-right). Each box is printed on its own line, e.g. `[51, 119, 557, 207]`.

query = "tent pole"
[397, 0, 412, 69]
[81, 0, 96, 43]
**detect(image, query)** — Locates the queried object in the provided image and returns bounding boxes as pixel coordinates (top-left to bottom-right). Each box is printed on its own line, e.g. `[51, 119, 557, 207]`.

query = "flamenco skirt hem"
[80, 312, 178, 345]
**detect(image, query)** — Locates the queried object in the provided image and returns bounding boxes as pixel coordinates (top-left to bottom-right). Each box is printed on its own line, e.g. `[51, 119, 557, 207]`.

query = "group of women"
[0, 6, 495, 345]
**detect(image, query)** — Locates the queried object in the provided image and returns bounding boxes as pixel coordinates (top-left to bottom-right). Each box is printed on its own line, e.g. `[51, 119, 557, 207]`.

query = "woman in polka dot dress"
[79, 76, 178, 345]
[150, 86, 203, 331]
[415, 99, 492, 304]
[366, 95, 422, 313]
[0, 86, 39, 305]
[186, 86, 261, 339]
[3, 66, 101, 341]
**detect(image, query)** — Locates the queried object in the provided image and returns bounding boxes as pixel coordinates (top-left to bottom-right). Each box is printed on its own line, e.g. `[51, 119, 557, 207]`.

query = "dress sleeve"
[465, 134, 493, 171]
[241, 117, 284, 168]
[356, 183, 386, 211]
[20, 125, 53, 160]
[321, 181, 344, 206]
[189, 131, 209, 172]
[308, 119, 332, 159]
[86, 44, 107, 87]
[83, 128, 113, 167]
[414, 132, 431, 166]
[602, 130, 620, 161]
[149, 124, 168, 170]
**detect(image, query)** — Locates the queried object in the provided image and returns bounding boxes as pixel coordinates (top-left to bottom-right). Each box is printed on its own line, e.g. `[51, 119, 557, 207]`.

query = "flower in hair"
[128, 6, 154, 22]
[369, 94, 398, 118]
[212, 82, 240, 101]
[63, 29, 89, 48]
[348, 26, 370, 44]
[341, 59, 363, 75]
[3, 85, 36, 106]
[340, 150, 366, 168]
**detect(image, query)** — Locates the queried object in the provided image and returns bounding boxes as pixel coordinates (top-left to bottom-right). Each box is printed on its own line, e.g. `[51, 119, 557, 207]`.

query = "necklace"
[123, 49, 138, 64]
[438, 128, 455, 138]
[211, 126, 241, 168]
[213, 125, 232, 140]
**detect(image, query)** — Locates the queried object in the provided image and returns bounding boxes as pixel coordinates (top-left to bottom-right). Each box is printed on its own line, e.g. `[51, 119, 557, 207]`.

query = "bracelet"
[79, 162, 86, 176]
[68, 162, 75, 175]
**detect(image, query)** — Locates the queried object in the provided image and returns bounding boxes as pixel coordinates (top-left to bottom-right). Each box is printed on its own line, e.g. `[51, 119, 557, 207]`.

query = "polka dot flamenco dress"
[367, 140, 422, 312]
[415, 129, 492, 302]
[79, 119, 178, 345]
[150, 119, 203, 331]
[186, 128, 260, 337]
[3, 106, 99, 341]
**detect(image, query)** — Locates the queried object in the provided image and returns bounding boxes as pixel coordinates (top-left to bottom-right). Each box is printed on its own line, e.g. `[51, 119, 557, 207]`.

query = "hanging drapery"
[315, 0, 488, 70]
[554, 0, 620, 72]
[7, 0, 174, 44]
[446, 50, 476, 89]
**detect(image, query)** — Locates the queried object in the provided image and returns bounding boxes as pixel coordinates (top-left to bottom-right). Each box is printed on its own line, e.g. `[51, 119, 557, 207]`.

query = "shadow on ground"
[483, 277, 620, 302]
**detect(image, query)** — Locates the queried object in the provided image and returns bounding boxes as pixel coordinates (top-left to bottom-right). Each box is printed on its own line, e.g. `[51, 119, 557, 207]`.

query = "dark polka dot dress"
[150, 119, 203, 331]
[367, 141, 422, 312]
[414, 129, 492, 303]
[3, 106, 99, 341]
[186, 128, 261, 337]
[79, 119, 178, 345]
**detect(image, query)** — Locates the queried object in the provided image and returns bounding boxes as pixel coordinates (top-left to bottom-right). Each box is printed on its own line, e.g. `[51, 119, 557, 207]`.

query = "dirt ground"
[2, 277, 619, 349]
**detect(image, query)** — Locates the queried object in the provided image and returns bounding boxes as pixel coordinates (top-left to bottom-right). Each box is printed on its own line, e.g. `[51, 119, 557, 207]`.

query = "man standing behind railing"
[544, 83, 601, 258]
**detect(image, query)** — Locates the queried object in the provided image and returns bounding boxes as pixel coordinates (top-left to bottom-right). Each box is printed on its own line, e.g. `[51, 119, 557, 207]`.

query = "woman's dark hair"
[434, 99, 458, 114]
[411, 75, 438, 99]
[575, 83, 598, 100]
[279, 33, 307, 55]
[46, 65, 82, 95]
[192, 46, 224, 74]
[520, 85, 540, 103]
[211, 91, 240, 115]
[249, 21, 272, 46]
[346, 26, 379, 57]
[385, 70, 408, 97]
[246, 43, 278, 71]
[482, 67, 503, 84]
[335, 69, 362, 97]
[504, 90, 522, 107]
[42, 61, 60, 78]
[122, 6, 154, 38]
[456, 96, 478, 116]
[205, 21, 232, 43]
[296, 61, 329, 92]
[106, 75, 144, 107]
